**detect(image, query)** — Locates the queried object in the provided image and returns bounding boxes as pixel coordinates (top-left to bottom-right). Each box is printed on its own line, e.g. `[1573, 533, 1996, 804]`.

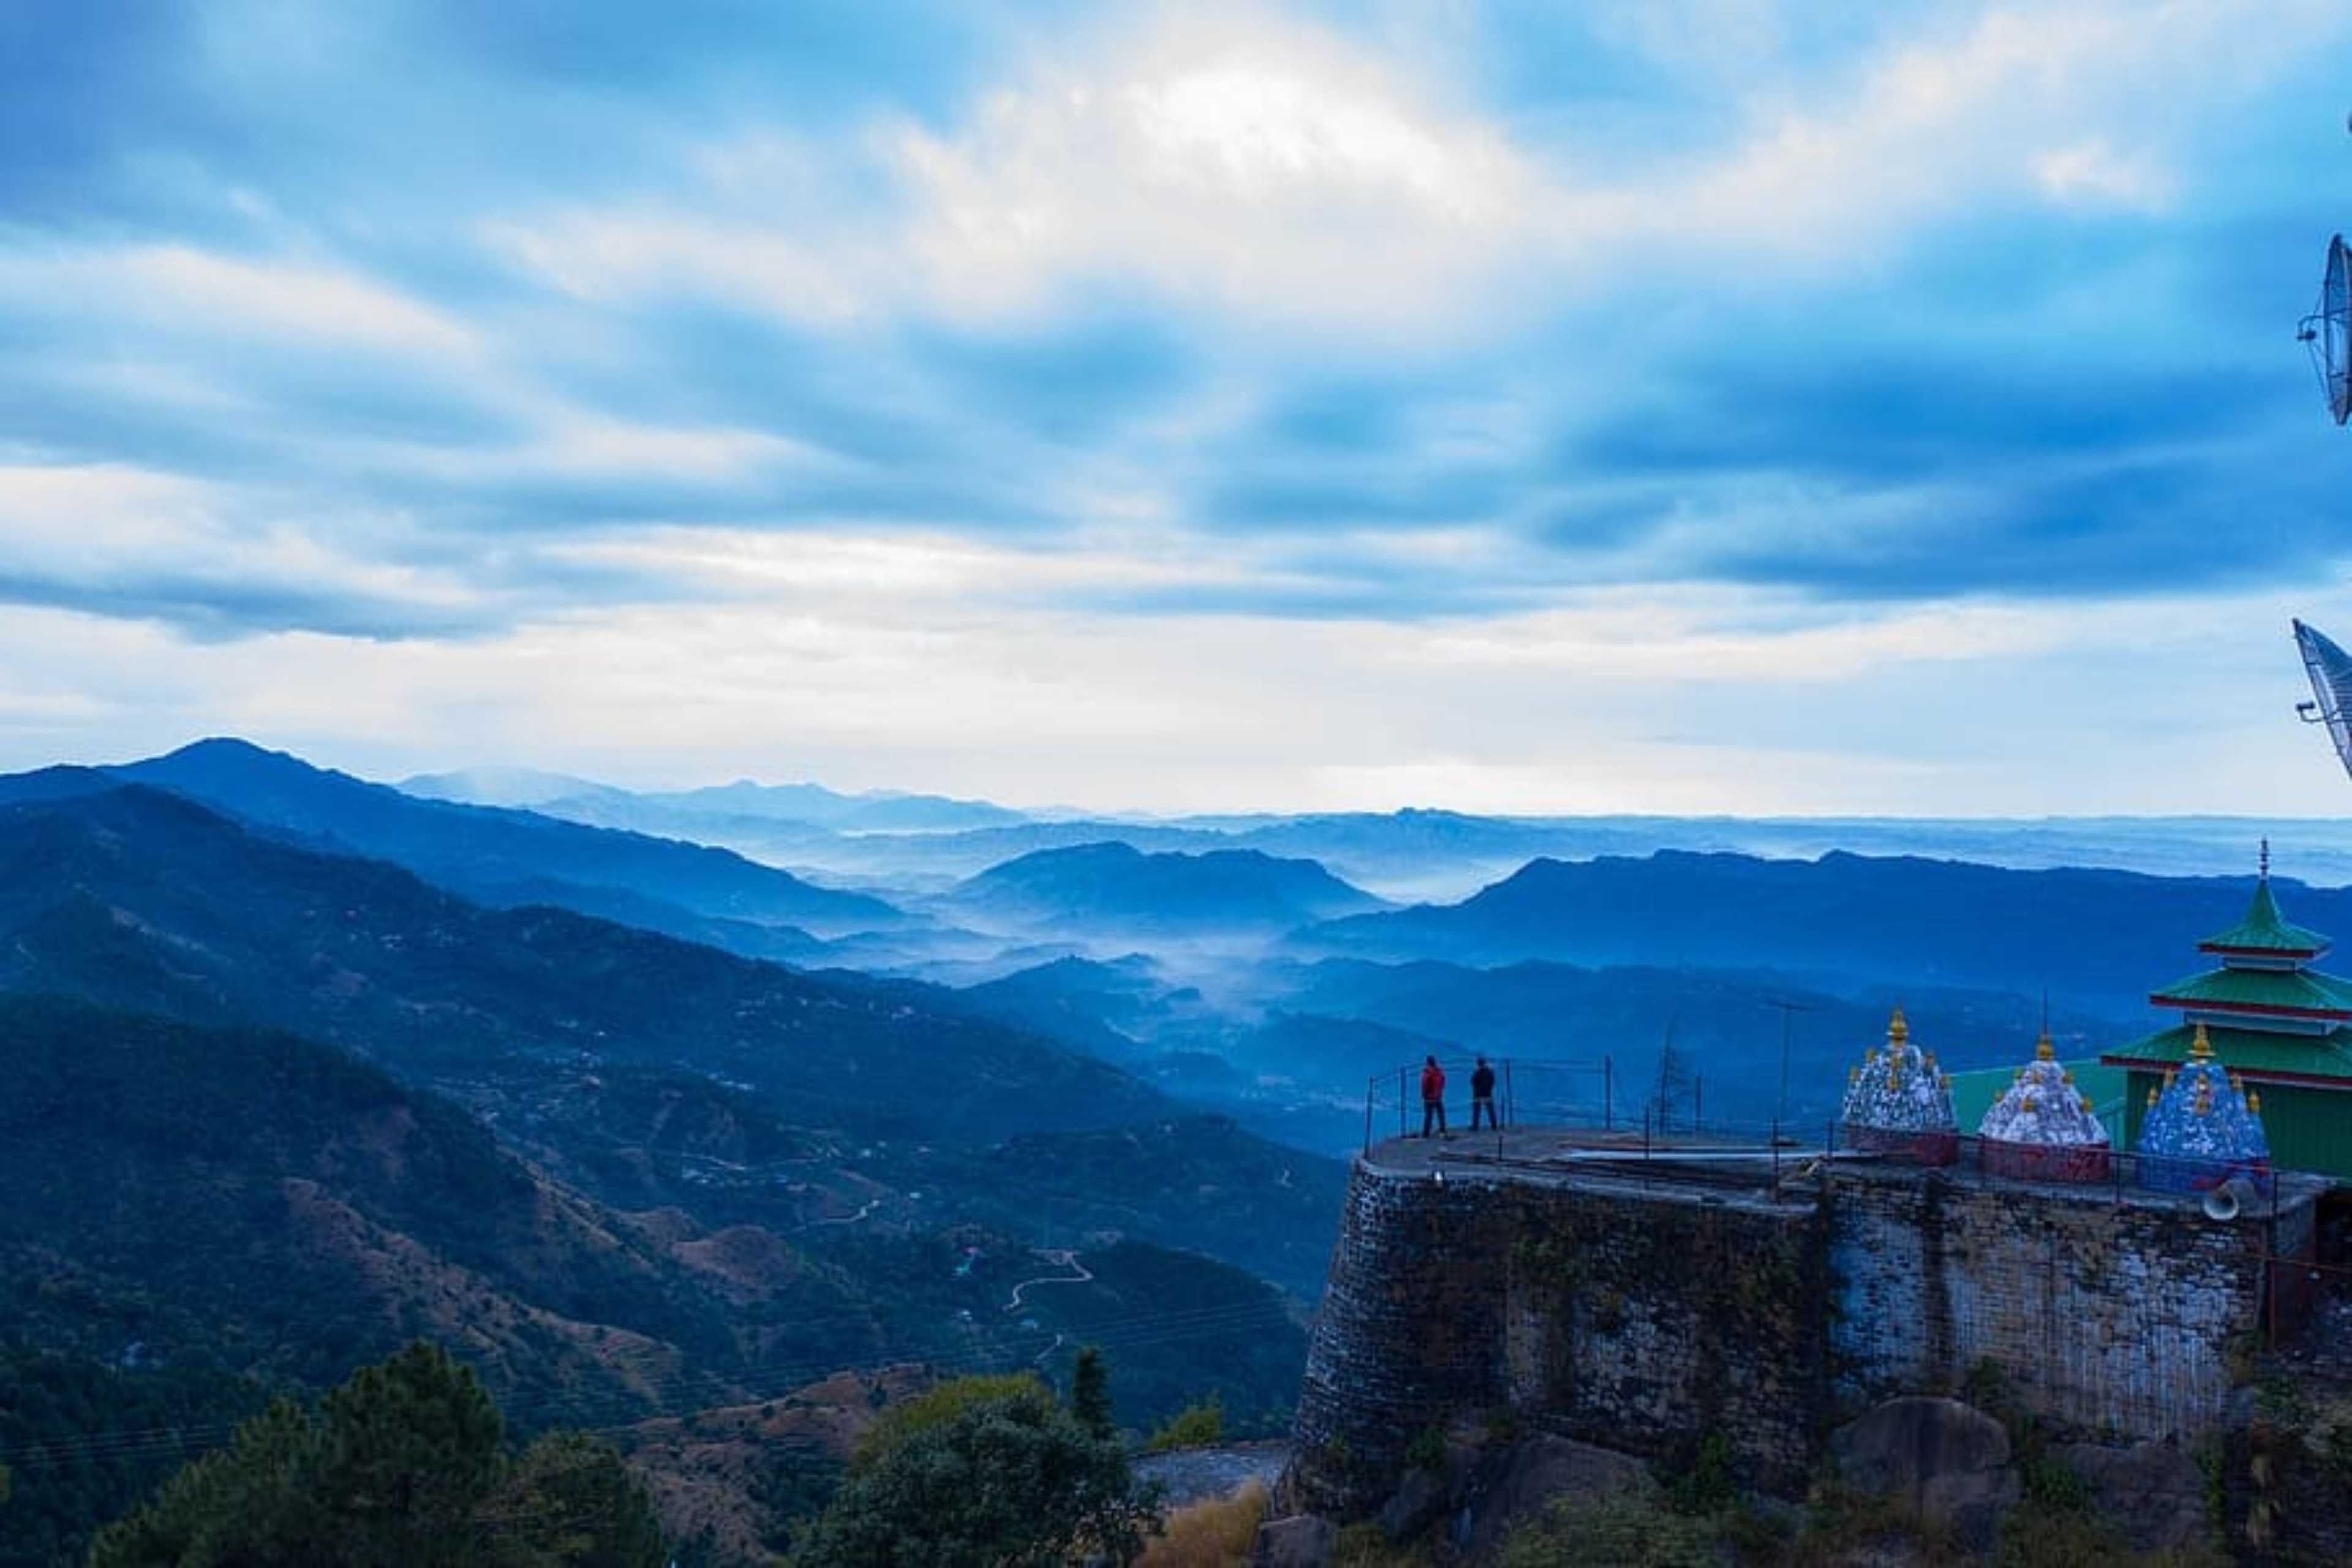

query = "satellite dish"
[2299, 233, 2352, 425]
[2293, 618, 2352, 780]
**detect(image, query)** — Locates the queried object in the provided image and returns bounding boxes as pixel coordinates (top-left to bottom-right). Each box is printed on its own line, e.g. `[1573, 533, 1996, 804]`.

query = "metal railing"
[1362, 1057, 2300, 1200]
[1363, 1055, 1624, 1150]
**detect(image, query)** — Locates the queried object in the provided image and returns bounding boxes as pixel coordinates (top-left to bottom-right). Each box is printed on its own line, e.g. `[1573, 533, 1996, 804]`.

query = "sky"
[5, 1, 2352, 820]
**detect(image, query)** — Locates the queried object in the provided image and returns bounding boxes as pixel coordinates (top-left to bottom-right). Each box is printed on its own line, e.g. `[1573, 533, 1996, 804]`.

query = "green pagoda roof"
[2200, 878, 2328, 957]
[2148, 963, 2352, 1019]
[2102, 1022, 2352, 1084]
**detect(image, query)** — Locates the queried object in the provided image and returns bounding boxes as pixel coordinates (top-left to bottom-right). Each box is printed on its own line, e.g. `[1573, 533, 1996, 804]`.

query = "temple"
[1838, 1006, 1959, 1164]
[2101, 846, 2352, 1180]
[1287, 851, 2350, 1540]
[1981, 1030, 2111, 1183]
[2135, 1022, 2273, 1194]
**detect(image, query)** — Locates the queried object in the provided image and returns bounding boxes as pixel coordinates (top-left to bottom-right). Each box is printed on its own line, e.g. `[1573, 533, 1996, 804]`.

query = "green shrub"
[1664, 1430, 1737, 1515]
[1145, 1393, 1225, 1453]
[1497, 1493, 1727, 1568]
[1403, 1426, 1447, 1474]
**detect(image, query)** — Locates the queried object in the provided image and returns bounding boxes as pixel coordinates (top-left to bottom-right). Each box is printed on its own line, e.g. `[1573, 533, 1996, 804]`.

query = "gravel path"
[1137, 1442, 1291, 1507]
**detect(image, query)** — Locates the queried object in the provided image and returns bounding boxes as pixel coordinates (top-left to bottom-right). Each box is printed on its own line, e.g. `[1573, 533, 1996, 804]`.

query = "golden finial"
[2163, 1067, 2177, 1088]
[2190, 1022, 2214, 1060]
[1847, 1065, 1858, 1084]
[2061, 1068, 2075, 1085]
[2021, 1094, 2038, 1113]
[2035, 1031, 2056, 1062]
[2249, 1089, 2263, 1114]
[1888, 1008, 1909, 1046]
[1923, 1051, 1937, 1070]
[2078, 1092, 2093, 1112]
[2147, 1085, 2160, 1107]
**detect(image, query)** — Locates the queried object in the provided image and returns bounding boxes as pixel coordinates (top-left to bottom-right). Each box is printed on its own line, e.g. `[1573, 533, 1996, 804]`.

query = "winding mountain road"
[1005, 1249, 1091, 1311]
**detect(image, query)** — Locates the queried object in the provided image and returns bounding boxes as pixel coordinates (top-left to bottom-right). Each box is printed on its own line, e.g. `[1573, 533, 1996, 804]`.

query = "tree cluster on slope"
[88, 1341, 663, 1568]
[791, 1347, 1163, 1567]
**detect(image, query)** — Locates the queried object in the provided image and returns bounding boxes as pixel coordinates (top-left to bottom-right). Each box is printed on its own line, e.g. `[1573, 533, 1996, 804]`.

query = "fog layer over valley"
[4, 736, 2338, 1556]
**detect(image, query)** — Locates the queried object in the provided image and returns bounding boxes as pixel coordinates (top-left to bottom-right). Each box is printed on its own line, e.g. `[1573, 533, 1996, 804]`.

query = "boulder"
[1253, 1512, 1337, 1568]
[1374, 1463, 1454, 1540]
[1457, 1433, 1660, 1562]
[2053, 1438, 2209, 1555]
[1829, 1396, 2019, 1553]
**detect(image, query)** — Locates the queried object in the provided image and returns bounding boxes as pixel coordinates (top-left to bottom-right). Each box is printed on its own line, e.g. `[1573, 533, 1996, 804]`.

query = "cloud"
[4, 1, 2352, 813]
[0, 463, 509, 639]
[889, 16, 1546, 334]
[479, 7, 1552, 344]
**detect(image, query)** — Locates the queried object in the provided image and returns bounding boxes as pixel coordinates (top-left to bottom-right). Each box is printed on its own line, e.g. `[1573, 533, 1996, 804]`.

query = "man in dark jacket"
[1470, 1056, 1499, 1129]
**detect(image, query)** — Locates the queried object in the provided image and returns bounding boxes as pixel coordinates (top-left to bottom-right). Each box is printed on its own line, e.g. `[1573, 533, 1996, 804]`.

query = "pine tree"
[312, 1340, 505, 1566]
[88, 1342, 665, 1568]
[795, 1370, 1162, 1567]
[482, 1430, 668, 1568]
[1069, 1345, 1116, 1441]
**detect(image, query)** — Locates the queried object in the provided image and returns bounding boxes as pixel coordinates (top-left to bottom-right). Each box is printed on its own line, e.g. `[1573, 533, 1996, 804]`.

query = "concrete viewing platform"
[1361, 1123, 2334, 1224]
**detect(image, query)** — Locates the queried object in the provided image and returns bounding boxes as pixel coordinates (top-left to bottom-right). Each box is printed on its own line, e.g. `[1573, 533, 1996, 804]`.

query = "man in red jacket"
[1420, 1054, 1447, 1138]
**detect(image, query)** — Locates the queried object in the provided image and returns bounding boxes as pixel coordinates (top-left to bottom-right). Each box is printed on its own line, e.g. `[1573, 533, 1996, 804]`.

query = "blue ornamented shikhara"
[2136, 1022, 2272, 1194]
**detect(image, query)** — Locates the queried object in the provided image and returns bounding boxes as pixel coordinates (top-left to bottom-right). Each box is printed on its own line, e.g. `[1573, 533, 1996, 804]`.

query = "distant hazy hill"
[950, 842, 1389, 937]
[618, 777, 1030, 834]
[105, 737, 907, 941]
[396, 763, 617, 809]
[0, 780, 1168, 1144]
[1226, 812, 2352, 902]
[1262, 956, 2131, 1129]
[956, 954, 1178, 1064]
[418, 768, 1031, 835]
[1294, 850, 2335, 1020]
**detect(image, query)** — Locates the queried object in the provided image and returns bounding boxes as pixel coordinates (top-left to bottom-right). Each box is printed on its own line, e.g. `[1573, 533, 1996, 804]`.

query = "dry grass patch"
[1136, 1480, 1270, 1568]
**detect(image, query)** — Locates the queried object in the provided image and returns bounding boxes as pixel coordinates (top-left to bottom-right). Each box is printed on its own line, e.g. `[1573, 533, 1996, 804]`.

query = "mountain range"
[0, 756, 1341, 1439]
[1289, 848, 2302, 1022]
[114, 739, 911, 942]
[11, 733, 2345, 1554]
[945, 840, 1390, 938]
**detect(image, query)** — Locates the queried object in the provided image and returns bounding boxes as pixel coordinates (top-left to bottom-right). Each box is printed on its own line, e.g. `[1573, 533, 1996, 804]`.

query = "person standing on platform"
[1469, 1055, 1499, 1129]
[1420, 1054, 1448, 1138]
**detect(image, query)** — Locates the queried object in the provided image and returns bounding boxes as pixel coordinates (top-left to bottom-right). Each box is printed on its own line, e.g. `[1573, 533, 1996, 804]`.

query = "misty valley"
[0, 736, 2339, 1561]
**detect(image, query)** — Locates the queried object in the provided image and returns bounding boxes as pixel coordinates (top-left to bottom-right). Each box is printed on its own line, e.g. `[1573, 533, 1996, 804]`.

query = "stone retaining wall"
[1287, 1149, 2318, 1515]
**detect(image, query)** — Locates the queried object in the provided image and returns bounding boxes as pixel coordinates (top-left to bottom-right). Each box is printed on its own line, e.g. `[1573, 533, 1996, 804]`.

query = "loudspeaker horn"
[2202, 1178, 2255, 1221]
